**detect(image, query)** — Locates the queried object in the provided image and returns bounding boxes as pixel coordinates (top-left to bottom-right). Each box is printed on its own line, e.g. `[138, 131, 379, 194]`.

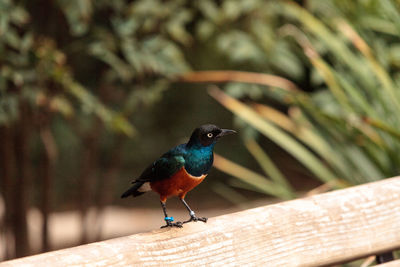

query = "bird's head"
[187, 124, 236, 147]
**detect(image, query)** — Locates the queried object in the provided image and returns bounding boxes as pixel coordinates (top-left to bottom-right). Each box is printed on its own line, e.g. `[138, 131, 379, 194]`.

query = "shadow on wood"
[2, 177, 400, 266]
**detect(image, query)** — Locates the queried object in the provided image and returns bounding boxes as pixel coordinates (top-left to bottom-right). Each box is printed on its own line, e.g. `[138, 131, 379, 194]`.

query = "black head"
[187, 124, 236, 147]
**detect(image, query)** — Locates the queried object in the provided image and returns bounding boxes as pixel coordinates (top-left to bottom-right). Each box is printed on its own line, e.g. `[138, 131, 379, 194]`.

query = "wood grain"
[2, 177, 400, 267]
[376, 259, 400, 267]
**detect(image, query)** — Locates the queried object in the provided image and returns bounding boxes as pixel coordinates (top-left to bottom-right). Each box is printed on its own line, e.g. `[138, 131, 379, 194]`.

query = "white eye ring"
[207, 133, 213, 138]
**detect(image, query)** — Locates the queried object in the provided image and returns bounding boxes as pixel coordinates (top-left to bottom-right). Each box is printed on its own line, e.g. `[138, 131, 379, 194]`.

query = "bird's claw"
[183, 216, 208, 224]
[161, 221, 183, 228]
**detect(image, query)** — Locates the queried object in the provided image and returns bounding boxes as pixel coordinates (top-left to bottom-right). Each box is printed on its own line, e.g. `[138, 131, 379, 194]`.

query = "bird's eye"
[207, 133, 213, 138]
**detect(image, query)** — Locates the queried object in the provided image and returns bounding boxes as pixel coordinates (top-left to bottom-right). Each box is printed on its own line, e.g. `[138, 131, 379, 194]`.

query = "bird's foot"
[161, 221, 183, 228]
[161, 217, 183, 228]
[183, 213, 208, 224]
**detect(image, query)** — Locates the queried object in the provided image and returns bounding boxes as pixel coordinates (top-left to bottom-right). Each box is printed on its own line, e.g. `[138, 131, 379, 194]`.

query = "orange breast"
[150, 167, 207, 202]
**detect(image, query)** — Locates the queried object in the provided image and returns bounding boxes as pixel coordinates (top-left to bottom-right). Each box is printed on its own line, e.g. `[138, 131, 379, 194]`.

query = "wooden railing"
[2, 177, 400, 266]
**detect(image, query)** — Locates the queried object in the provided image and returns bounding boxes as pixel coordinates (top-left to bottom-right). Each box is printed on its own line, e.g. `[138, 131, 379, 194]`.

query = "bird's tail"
[120, 181, 147, 198]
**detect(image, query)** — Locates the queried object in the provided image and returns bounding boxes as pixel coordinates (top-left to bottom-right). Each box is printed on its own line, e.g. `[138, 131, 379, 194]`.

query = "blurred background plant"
[1, 0, 400, 265]
[207, 0, 400, 199]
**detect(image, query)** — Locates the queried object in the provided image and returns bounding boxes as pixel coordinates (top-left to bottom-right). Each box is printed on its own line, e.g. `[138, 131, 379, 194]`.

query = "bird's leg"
[180, 198, 207, 224]
[160, 201, 182, 228]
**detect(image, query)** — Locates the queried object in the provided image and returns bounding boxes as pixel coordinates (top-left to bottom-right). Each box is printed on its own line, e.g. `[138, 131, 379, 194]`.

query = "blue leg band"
[164, 216, 174, 222]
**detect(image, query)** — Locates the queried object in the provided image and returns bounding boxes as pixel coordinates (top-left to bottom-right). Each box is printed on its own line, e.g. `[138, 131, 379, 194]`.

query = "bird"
[121, 124, 236, 228]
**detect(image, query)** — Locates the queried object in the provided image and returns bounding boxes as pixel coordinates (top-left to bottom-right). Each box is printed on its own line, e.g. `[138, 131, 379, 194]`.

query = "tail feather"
[121, 181, 146, 198]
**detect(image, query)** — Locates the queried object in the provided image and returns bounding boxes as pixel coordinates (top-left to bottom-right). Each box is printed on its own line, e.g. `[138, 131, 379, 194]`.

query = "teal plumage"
[184, 143, 214, 176]
[121, 124, 236, 228]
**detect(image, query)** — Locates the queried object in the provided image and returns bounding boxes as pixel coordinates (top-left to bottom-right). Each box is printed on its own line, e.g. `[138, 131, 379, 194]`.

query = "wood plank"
[2, 177, 400, 267]
[375, 259, 400, 267]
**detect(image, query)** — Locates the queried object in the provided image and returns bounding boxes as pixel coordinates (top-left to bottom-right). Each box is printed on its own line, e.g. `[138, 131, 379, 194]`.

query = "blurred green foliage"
[0, 0, 194, 132]
[207, 0, 400, 199]
[0, 0, 305, 211]
[2, 0, 400, 205]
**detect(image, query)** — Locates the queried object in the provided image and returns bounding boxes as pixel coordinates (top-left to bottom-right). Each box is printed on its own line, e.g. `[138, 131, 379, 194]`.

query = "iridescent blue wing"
[136, 144, 186, 182]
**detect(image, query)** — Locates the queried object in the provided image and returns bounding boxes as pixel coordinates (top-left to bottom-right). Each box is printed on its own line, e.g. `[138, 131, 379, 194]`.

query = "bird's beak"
[217, 129, 237, 138]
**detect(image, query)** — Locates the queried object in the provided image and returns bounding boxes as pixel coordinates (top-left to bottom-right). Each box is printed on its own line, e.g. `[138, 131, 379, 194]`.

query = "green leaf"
[214, 153, 292, 199]
[209, 87, 338, 184]
[245, 138, 295, 197]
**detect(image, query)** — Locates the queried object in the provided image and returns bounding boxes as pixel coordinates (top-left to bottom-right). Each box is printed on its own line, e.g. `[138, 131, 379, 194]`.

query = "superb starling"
[121, 124, 236, 228]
